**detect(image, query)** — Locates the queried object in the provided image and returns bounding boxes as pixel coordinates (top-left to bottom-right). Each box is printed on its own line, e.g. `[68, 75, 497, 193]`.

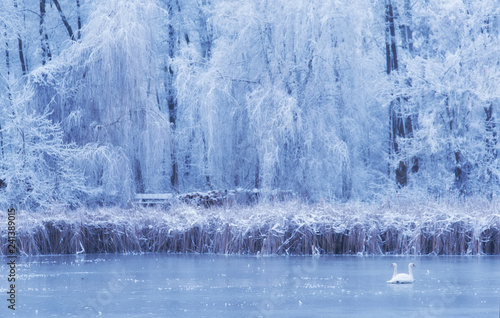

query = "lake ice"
[0, 254, 499, 317]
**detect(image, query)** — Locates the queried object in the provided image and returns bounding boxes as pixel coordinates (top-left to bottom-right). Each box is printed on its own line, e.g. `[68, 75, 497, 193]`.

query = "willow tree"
[29, 0, 171, 204]
[174, 0, 384, 200]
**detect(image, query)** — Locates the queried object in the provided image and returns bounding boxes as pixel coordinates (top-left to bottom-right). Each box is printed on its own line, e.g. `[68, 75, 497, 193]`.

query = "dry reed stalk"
[2, 202, 500, 256]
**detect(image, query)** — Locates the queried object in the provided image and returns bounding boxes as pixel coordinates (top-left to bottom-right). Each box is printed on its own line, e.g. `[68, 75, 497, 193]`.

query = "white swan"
[388, 263, 398, 280]
[387, 263, 415, 284]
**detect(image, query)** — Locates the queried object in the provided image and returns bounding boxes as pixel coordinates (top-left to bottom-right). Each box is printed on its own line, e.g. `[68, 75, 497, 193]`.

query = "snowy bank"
[1, 201, 500, 255]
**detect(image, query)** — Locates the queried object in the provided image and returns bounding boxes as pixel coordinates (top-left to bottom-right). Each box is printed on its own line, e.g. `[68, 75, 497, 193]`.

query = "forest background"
[0, 0, 499, 210]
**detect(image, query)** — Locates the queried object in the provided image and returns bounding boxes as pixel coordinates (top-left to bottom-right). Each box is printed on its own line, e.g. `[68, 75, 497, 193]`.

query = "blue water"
[0, 254, 499, 317]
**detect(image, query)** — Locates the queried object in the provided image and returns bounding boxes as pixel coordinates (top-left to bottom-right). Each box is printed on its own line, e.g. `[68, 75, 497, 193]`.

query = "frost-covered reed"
[1, 200, 499, 255]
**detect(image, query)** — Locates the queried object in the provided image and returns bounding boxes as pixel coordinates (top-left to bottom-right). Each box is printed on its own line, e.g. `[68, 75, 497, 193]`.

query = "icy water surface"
[0, 254, 499, 317]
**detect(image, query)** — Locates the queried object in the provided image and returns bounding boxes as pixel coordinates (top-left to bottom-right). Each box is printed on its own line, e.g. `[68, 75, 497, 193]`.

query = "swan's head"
[409, 263, 416, 267]
[390, 263, 397, 267]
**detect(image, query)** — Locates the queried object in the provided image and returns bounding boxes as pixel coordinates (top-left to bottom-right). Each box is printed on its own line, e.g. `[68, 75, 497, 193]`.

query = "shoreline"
[1, 200, 499, 256]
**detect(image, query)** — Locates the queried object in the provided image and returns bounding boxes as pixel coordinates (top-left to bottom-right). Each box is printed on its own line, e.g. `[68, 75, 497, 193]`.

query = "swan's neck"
[392, 265, 398, 278]
[408, 264, 414, 278]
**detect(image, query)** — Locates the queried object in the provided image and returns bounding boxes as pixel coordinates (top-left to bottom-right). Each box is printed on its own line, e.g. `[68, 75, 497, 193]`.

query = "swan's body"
[387, 263, 415, 284]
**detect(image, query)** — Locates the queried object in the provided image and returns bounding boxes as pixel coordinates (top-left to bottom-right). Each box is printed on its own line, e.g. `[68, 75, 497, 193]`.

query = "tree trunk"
[400, 0, 414, 52]
[386, 0, 417, 188]
[17, 37, 26, 75]
[76, 0, 82, 40]
[444, 96, 469, 195]
[13, 0, 27, 75]
[386, 0, 407, 187]
[198, 0, 212, 60]
[198, 0, 213, 189]
[484, 103, 497, 163]
[39, 0, 52, 65]
[52, 0, 75, 41]
[3, 23, 11, 101]
[484, 102, 497, 200]
[399, 0, 418, 175]
[385, 0, 398, 75]
[166, 0, 179, 190]
[454, 150, 467, 195]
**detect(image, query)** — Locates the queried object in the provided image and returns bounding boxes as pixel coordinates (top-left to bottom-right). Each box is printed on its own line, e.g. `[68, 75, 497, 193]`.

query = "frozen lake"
[0, 254, 499, 317]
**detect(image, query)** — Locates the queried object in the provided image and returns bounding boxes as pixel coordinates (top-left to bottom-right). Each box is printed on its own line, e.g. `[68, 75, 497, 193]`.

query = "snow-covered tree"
[396, 0, 500, 199]
[0, 86, 86, 209]
[0, 0, 499, 208]
[28, 0, 171, 204]
[173, 0, 386, 200]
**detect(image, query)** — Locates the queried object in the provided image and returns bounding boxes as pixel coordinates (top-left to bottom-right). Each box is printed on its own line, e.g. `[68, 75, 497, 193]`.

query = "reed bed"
[1, 200, 500, 255]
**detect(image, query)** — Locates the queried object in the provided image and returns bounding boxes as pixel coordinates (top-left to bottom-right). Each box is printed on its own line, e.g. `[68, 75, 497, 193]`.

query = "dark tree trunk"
[454, 150, 468, 195]
[386, 0, 407, 187]
[385, 0, 398, 75]
[166, 0, 179, 191]
[198, 0, 213, 189]
[17, 36, 26, 75]
[484, 104, 497, 160]
[400, 0, 418, 175]
[484, 103, 497, 200]
[199, 0, 212, 60]
[386, 0, 417, 188]
[39, 0, 52, 65]
[444, 97, 469, 195]
[76, 0, 82, 40]
[4, 23, 11, 101]
[392, 99, 408, 187]
[52, 0, 75, 41]
[12, 0, 27, 75]
[399, 0, 414, 52]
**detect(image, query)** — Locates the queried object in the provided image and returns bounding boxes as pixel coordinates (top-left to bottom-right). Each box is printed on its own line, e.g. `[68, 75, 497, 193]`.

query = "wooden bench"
[134, 193, 173, 205]
[134, 189, 295, 206]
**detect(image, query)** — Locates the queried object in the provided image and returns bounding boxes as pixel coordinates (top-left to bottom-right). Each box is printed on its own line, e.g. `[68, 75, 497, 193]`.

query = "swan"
[389, 263, 398, 280]
[387, 263, 415, 284]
